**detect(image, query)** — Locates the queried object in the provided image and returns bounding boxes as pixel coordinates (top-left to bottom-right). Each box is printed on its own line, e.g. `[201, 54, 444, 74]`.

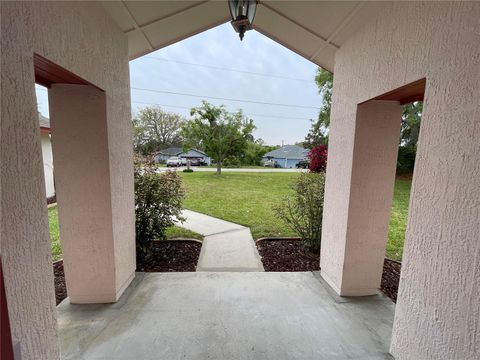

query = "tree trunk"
[216, 161, 222, 175]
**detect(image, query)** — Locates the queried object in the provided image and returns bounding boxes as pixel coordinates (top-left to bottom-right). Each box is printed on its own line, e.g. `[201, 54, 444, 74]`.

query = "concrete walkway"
[177, 210, 264, 272]
[58, 272, 395, 360]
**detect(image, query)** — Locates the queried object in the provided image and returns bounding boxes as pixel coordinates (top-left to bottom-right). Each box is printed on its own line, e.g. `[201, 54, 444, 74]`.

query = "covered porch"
[1, 1, 479, 360]
[59, 272, 394, 360]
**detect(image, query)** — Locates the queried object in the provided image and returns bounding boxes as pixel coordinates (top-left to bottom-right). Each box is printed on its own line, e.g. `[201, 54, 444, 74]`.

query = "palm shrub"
[134, 156, 185, 261]
[274, 172, 326, 253]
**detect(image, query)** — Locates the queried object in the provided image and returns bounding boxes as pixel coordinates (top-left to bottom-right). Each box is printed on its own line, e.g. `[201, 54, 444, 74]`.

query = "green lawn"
[180, 172, 412, 261]
[386, 179, 412, 260]
[48, 206, 62, 261]
[47, 207, 202, 261]
[165, 226, 203, 241]
[48, 172, 412, 262]
[180, 172, 298, 239]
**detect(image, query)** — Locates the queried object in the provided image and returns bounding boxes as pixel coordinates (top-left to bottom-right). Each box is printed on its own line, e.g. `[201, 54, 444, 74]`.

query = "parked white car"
[264, 159, 280, 168]
[166, 156, 181, 167]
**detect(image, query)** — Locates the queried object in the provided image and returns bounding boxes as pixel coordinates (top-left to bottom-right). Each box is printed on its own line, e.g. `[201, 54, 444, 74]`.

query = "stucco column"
[49, 84, 134, 304]
[321, 100, 402, 296]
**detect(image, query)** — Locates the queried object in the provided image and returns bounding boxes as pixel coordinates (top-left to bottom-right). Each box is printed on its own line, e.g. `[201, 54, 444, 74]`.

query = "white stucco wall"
[321, 2, 479, 359]
[1, 2, 134, 359]
[49, 84, 133, 304]
[321, 100, 402, 296]
[40, 132, 55, 198]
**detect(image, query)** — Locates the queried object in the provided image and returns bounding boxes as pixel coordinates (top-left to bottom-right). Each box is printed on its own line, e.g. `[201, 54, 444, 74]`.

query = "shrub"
[396, 146, 416, 173]
[308, 145, 328, 173]
[134, 157, 185, 260]
[274, 172, 326, 253]
[223, 155, 241, 168]
[183, 168, 194, 173]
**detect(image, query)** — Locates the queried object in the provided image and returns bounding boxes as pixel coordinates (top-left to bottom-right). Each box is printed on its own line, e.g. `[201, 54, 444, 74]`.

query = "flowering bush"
[134, 156, 185, 261]
[308, 145, 328, 173]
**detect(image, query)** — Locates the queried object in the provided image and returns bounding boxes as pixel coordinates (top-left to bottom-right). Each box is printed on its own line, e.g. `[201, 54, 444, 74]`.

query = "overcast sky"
[36, 23, 321, 146]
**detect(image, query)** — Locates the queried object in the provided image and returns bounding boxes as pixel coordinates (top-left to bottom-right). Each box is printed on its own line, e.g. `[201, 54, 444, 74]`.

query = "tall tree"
[304, 68, 333, 148]
[133, 106, 186, 155]
[401, 101, 422, 148]
[305, 67, 422, 173]
[397, 101, 423, 173]
[241, 138, 278, 166]
[182, 101, 255, 175]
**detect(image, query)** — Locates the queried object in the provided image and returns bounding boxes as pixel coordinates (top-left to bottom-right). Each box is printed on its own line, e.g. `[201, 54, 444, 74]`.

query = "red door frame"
[34, 53, 102, 90]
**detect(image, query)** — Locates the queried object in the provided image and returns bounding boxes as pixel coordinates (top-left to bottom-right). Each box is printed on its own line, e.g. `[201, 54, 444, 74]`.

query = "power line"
[36, 87, 314, 121]
[35, 86, 315, 121]
[37, 79, 320, 110]
[144, 56, 312, 82]
[131, 87, 320, 110]
[131, 101, 313, 122]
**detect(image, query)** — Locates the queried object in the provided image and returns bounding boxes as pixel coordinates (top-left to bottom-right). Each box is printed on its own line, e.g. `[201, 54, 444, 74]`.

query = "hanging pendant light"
[228, 0, 257, 41]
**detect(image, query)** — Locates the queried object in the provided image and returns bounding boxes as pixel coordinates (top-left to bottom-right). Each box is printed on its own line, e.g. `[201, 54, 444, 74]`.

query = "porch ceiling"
[102, 1, 380, 72]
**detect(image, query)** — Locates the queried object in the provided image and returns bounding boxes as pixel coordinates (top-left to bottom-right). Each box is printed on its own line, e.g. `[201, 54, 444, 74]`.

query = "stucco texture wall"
[1, 2, 134, 359]
[321, 2, 479, 359]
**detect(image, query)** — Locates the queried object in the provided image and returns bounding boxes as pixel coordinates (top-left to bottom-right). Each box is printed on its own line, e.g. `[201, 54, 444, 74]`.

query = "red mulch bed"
[52, 240, 400, 303]
[256, 239, 320, 272]
[52, 241, 202, 305]
[47, 195, 56, 205]
[53, 260, 67, 305]
[136, 240, 202, 272]
[256, 239, 401, 302]
[381, 258, 401, 303]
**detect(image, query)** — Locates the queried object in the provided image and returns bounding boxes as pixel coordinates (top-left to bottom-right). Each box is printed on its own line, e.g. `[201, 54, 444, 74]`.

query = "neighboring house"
[262, 145, 309, 168]
[154, 147, 212, 165]
[153, 147, 183, 163]
[39, 113, 55, 198]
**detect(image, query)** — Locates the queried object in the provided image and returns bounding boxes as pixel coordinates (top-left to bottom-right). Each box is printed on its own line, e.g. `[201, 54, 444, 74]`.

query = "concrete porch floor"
[58, 272, 395, 360]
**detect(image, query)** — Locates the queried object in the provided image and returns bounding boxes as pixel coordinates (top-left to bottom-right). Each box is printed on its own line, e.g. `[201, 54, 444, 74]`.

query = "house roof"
[156, 147, 183, 156]
[39, 113, 50, 131]
[101, 1, 380, 72]
[155, 147, 209, 157]
[263, 145, 308, 160]
[183, 148, 208, 157]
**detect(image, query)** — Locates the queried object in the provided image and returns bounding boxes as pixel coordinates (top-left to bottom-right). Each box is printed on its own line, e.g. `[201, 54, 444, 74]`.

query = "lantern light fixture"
[228, 0, 258, 41]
